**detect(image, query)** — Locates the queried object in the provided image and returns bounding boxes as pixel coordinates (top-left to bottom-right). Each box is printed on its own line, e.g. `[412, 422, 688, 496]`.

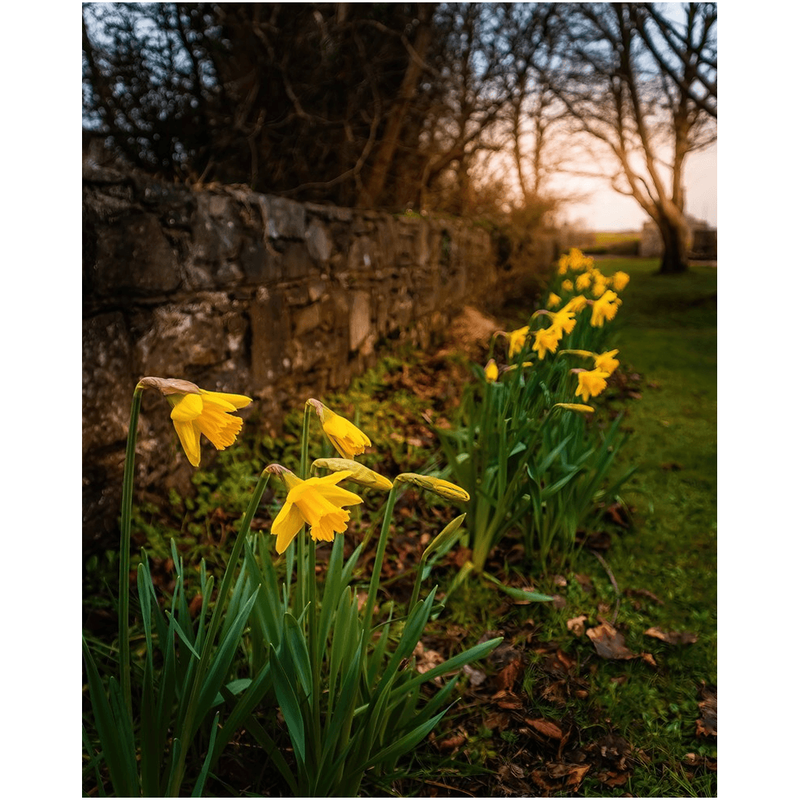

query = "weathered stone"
[293, 303, 322, 337]
[349, 290, 372, 352]
[268, 196, 306, 239]
[284, 241, 316, 280]
[94, 213, 181, 296]
[306, 219, 333, 262]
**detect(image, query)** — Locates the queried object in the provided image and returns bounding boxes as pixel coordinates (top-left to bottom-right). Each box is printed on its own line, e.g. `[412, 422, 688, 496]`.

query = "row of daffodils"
[84, 376, 501, 796]
[83, 248, 633, 797]
[436, 249, 635, 575]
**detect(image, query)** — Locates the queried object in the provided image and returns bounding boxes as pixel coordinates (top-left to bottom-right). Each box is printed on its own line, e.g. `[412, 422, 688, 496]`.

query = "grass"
[83, 257, 717, 796]
[527, 257, 717, 795]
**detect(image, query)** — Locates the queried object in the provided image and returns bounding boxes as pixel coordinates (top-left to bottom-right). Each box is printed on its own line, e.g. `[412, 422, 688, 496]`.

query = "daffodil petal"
[170, 393, 204, 422]
[272, 502, 305, 554]
[172, 419, 201, 466]
[200, 389, 252, 411]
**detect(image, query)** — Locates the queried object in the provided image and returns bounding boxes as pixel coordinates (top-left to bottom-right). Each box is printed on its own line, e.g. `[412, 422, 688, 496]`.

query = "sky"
[559, 142, 718, 231]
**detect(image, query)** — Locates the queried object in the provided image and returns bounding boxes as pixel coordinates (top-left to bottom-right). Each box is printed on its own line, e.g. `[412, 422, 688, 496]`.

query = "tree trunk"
[357, 5, 433, 208]
[657, 215, 689, 275]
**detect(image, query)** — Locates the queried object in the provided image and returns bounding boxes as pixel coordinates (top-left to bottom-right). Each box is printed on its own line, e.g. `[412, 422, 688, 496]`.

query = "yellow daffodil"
[612, 271, 630, 291]
[394, 473, 470, 502]
[547, 292, 561, 309]
[563, 295, 588, 314]
[562, 279, 574, 292]
[553, 402, 595, 414]
[592, 279, 608, 298]
[484, 359, 499, 382]
[550, 308, 576, 337]
[557, 254, 570, 275]
[507, 326, 530, 358]
[269, 467, 363, 553]
[575, 272, 592, 291]
[311, 458, 393, 491]
[590, 290, 622, 327]
[574, 368, 611, 402]
[533, 326, 561, 360]
[308, 399, 371, 459]
[594, 349, 620, 374]
[137, 377, 251, 467]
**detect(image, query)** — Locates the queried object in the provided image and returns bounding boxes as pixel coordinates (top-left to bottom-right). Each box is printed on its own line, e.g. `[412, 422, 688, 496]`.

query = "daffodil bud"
[394, 473, 470, 503]
[311, 458, 392, 491]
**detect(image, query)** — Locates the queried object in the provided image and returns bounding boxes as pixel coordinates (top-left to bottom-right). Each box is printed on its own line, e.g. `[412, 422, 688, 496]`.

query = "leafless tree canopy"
[83, 2, 716, 270]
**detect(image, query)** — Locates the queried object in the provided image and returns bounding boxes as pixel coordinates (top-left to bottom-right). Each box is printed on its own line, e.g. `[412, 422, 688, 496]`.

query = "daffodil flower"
[308, 399, 371, 459]
[549, 308, 576, 337]
[268, 466, 363, 553]
[137, 377, 251, 467]
[590, 290, 622, 327]
[573, 368, 611, 402]
[563, 295, 588, 314]
[484, 359, 499, 382]
[533, 326, 561, 360]
[507, 326, 530, 358]
[575, 272, 592, 291]
[561, 279, 574, 292]
[612, 271, 630, 291]
[594, 349, 620, 374]
[547, 292, 561, 309]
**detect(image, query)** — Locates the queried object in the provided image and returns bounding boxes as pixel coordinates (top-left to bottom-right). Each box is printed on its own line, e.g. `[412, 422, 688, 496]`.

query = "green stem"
[167, 469, 272, 797]
[119, 384, 144, 722]
[300, 401, 322, 765]
[361, 484, 398, 643]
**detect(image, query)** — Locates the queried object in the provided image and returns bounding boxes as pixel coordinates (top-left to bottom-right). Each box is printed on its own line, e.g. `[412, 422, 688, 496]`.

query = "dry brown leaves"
[644, 626, 699, 645]
[585, 619, 657, 666]
[696, 684, 717, 737]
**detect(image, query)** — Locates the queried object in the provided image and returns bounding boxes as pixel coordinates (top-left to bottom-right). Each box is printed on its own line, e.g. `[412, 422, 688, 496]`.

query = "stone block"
[293, 303, 322, 338]
[83, 312, 135, 453]
[267, 196, 306, 239]
[306, 219, 334, 262]
[284, 241, 317, 280]
[349, 290, 372, 352]
[94, 212, 181, 296]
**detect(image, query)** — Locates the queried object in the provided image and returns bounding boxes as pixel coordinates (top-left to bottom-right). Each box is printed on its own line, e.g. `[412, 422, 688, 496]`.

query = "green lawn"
[547, 257, 717, 795]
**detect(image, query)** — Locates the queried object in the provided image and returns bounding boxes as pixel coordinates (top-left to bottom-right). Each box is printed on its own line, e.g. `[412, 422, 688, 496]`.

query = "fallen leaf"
[644, 626, 698, 645]
[696, 685, 717, 737]
[413, 643, 445, 674]
[483, 710, 511, 731]
[567, 615, 588, 636]
[462, 663, 487, 687]
[436, 732, 467, 752]
[586, 620, 636, 660]
[495, 658, 523, 691]
[525, 718, 564, 740]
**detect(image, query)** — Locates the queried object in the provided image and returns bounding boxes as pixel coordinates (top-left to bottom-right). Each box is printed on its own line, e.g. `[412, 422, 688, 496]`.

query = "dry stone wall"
[83, 169, 497, 545]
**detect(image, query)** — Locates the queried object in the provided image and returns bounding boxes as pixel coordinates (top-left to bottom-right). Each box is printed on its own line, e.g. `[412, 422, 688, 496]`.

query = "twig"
[591, 549, 621, 624]
[422, 780, 476, 797]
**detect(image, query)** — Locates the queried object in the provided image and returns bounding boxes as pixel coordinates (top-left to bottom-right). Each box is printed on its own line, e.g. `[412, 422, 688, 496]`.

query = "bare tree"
[548, 2, 717, 273]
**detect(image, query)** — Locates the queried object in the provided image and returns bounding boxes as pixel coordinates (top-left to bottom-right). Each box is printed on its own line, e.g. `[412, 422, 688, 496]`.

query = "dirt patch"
[439, 306, 501, 360]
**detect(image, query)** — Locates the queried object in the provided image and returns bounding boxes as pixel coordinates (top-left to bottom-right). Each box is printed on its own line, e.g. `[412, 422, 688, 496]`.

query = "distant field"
[592, 230, 642, 245]
[585, 230, 642, 255]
